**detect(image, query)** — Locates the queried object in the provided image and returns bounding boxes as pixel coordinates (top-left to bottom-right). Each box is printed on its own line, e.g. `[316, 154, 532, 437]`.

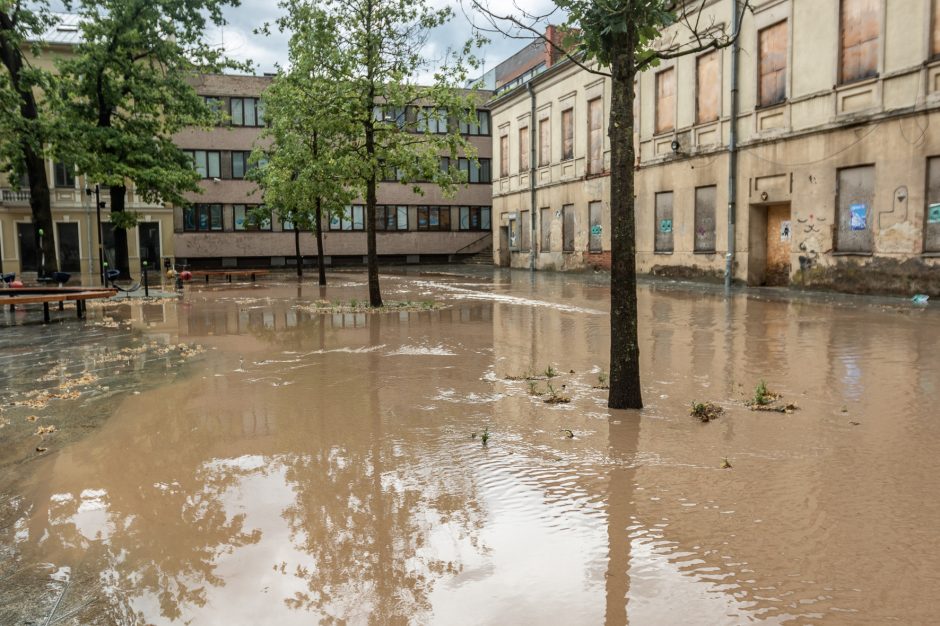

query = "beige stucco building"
[490, 0, 940, 295]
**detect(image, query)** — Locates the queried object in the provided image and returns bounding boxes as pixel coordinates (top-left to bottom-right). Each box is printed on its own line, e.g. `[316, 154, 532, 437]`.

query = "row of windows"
[505, 201, 605, 254]
[382, 158, 492, 184]
[653, 187, 717, 253]
[182, 150, 262, 180]
[329, 205, 492, 232]
[204, 96, 266, 127]
[373, 106, 492, 136]
[183, 204, 272, 232]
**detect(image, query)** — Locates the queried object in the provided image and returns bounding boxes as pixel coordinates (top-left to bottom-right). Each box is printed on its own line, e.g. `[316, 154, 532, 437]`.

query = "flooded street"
[2, 268, 939, 625]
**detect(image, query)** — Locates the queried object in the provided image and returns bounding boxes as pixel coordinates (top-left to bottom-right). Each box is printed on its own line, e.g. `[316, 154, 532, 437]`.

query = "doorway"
[498, 226, 510, 266]
[56, 222, 81, 272]
[765, 204, 792, 286]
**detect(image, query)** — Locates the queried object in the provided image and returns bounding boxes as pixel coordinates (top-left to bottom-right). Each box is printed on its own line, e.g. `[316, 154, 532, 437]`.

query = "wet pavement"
[1, 267, 938, 625]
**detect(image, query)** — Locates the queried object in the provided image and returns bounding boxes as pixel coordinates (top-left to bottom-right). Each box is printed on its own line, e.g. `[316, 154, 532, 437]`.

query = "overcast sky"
[207, 0, 560, 78]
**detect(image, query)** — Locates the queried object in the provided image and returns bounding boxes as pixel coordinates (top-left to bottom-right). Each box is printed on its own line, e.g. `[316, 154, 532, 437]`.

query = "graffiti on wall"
[797, 213, 828, 270]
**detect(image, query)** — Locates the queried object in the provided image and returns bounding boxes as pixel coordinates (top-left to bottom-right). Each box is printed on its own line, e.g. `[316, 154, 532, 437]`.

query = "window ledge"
[693, 250, 717, 255]
[654, 251, 674, 255]
[832, 251, 873, 257]
[835, 75, 879, 91]
[921, 252, 940, 258]
[755, 100, 788, 112]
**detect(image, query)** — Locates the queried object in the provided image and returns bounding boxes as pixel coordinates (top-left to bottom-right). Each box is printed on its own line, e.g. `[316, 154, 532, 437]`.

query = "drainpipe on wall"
[528, 82, 537, 272]
[725, 0, 741, 292]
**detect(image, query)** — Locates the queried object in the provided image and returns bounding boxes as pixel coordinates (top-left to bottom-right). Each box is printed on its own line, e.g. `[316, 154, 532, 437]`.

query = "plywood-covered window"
[696, 52, 719, 124]
[540, 207, 551, 251]
[499, 135, 509, 177]
[520, 210, 530, 251]
[539, 118, 551, 166]
[926, 157, 940, 252]
[694, 186, 717, 252]
[587, 98, 604, 175]
[932, 0, 940, 58]
[836, 165, 875, 253]
[654, 192, 674, 253]
[561, 109, 574, 161]
[840, 0, 879, 84]
[588, 201, 603, 252]
[655, 68, 675, 134]
[759, 21, 788, 107]
[563, 204, 575, 252]
[519, 126, 529, 171]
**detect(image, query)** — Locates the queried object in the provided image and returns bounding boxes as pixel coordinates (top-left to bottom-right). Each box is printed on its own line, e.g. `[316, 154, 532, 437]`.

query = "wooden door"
[765, 204, 791, 286]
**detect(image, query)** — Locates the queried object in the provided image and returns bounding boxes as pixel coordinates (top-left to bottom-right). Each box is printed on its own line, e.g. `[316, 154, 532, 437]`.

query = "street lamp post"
[86, 184, 106, 286]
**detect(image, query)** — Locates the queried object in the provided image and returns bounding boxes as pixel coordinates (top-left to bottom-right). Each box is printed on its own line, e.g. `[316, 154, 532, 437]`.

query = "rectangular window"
[836, 165, 875, 253]
[457, 158, 492, 183]
[561, 108, 574, 161]
[459, 206, 491, 231]
[563, 204, 575, 252]
[54, 162, 75, 188]
[520, 210, 530, 251]
[759, 21, 788, 107]
[588, 201, 603, 252]
[230, 97, 263, 126]
[655, 192, 674, 253]
[696, 52, 720, 123]
[508, 217, 519, 250]
[840, 0, 879, 84]
[329, 205, 365, 231]
[56, 222, 81, 272]
[184, 150, 221, 179]
[204, 95, 223, 118]
[540, 207, 551, 251]
[519, 126, 529, 171]
[587, 98, 603, 175]
[375, 205, 409, 231]
[539, 118, 550, 166]
[232, 151, 253, 179]
[417, 107, 448, 134]
[927, 157, 940, 252]
[460, 110, 491, 135]
[933, 0, 940, 58]
[233, 204, 271, 231]
[656, 68, 676, 134]
[500, 135, 509, 177]
[183, 204, 223, 232]
[138, 221, 161, 268]
[694, 186, 717, 252]
[416, 206, 451, 231]
[17, 222, 38, 271]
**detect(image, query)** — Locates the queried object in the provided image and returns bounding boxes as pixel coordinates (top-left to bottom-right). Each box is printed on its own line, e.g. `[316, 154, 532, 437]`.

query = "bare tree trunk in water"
[315, 198, 326, 286]
[607, 31, 643, 410]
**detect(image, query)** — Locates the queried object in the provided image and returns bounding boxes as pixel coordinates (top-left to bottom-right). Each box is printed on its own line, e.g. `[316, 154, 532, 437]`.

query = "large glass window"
[330, 205, 365, 231]
[56, 222, 81, 272]
[232, 151, 253, 179]
[457, 158, 491, 183]
[417, 206, 451, 231]
[459, 110, 491, 135]
[230, 97, 264, 126]
[138, 221, 161, 268]
[183, 204, 223, 232]
[234, 204, 271, 231]
[417, 107, 448, 134]
[376, 205, 409, 231]
[458, 206, 491, 231]
[184, 150, 221, 179]
[54, 162, 75, 188]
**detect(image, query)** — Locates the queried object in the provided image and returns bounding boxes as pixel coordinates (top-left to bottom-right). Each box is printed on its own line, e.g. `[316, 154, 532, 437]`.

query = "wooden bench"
[190, 269, 270, 284]
[1, 289, 118, 323]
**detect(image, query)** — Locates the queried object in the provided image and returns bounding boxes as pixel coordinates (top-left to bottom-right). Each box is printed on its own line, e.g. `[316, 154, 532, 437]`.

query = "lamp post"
[90, 184, 105, 286]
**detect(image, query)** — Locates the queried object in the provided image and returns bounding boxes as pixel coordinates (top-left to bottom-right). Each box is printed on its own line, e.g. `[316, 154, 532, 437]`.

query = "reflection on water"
[1, 269, 939, 625]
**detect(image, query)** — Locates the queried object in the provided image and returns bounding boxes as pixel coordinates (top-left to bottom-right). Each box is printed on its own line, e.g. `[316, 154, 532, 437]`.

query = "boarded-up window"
[694, 186, 717, 252]
[587, 98, 604, 174]
[655, 68, 675, 133]
[540, 207, 551, 251]
[519, 126, 529, 171]
[926, 157, 940, 252]
[508, 217, 519, 249]
[561, 109, 574, 160]
[655, 192, 674, 253]
[836, 165, 875, 253]
[563, 204, 575, 252]
[696, 52, 719, 123]
[589, 201, 603, 252]
[933, 0, 940, 58]
[520, 210, 530, 251]
[500, 135, 509, 177]
[840, 0, 879, 84]
[759, 21, 788, 107]
[539, 118, 551, 166]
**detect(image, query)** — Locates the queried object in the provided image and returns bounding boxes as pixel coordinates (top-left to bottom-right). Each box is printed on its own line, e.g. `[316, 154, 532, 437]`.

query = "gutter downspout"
[527, 82, 537, 272]
[725, 0, 740, 292]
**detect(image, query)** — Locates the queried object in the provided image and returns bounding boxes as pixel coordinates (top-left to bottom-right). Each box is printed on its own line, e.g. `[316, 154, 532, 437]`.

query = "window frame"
[758, 20, 789, 109]
[329, 205, 366, 231]
[839, 0, 880, 85]
[184, 150, 221, 179]
[230, 97, 265, 127]
[655, 67, 676, 135]
[519, 125, 530, 172]
[458, 206, 491, 232]
[561, 108, 574, 161]
[416, 206, 451, 231]
[499, 135, 510, 177]
[53, 162, 75, 188]
[233, 204, 272, 231]
[183, 203, 224, 232]
[695, 51, 720, 124]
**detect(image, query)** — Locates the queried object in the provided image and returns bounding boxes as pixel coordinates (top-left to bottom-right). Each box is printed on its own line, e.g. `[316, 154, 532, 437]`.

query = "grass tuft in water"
[690, 402, 723, 422]
[544, 382, 571, 404]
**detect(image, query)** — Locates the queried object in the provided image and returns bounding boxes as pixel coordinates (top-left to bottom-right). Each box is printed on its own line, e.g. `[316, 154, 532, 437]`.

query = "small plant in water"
[752, 380, 774, 406]
[544, 382, 571, 404]
[527, 380, 542, 396]
[544, 364, 558, 379]
[690, 401, 723, 422]
[595, 371, 609, 389]
[480, 427, 489, 446]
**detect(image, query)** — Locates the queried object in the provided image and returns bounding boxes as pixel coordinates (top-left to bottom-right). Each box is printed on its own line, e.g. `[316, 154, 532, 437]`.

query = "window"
[508, 216, 519, 250]
[458, 206, 491, 231]
[417, 206, 451, 231]
[538, 118, 550, 166]
[460, 110, 491, 135]
[759, 21, 788, 107]
[457, 158, 491, 183]
[500, 135, 509, 177]
[184, 150, 221, 179]
[376, 205, 409, 231]
[520, 210, 530, 251]
[696, 52, 719, 123]
[519, 126, 529, 171]
[56, 222, 81, 272]
[656, 68, 675, 134]
[836, 165, 874, 252]
[654, 192, 674, 253]
[840, 0, 879, 84]
[183, 204, 223, 232]
[16, 223, 38, 271]
[540, 207, 551, 251]
[563, 204, 575, 252]
[926, 157, 940, 252]
[933, 0, 940, 58]
[330, 205, 365, 231]
[138, 222, 161, 268]
[694, 186, 717, 252]
[231, 97, 264, 126]
[204, 96, 223, 119]
[589, 201, 603, 252]
[561, 108, 574, 161]
[233, 204, 271, 231]
[587, 98, 603, 174]
[54, 162, 75, 188]
[232, 151, 253, 179]
[417, 107, 448, 134]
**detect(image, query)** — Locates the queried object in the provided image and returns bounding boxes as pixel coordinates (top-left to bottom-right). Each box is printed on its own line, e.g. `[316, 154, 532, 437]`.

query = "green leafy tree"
[56, 0, 245, 278]
[470, 0, 749, 409]
[271, 0, 484, 307]
[0, 2, 59, 276]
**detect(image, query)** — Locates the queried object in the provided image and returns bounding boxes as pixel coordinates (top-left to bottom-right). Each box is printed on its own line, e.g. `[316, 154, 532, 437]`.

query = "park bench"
[0, 288, 118, 323]
[190, 269, 270, 284]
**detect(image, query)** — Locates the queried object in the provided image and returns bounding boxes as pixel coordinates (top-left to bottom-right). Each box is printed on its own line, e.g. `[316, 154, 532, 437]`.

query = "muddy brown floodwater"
[1, 268, 939, 625]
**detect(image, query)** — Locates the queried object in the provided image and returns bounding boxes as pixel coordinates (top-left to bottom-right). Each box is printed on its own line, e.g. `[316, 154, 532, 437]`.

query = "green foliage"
[753, 380, 772, 406]
[108, 210, 140, 230]
[544, 364, 558, 379]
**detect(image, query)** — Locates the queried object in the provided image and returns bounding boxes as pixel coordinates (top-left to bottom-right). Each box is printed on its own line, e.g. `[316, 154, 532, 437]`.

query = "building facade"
[490, 0, 940, 296]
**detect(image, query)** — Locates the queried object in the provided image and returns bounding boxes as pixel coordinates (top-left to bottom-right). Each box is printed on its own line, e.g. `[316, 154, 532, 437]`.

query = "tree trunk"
[607, 34, 643, 410]
[294, 227, 303, 278]
[364, 121, 382, 307]
[315, 197, 326, 286]
[0, 11, 58, 277]
[109, 185, 131, 279]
